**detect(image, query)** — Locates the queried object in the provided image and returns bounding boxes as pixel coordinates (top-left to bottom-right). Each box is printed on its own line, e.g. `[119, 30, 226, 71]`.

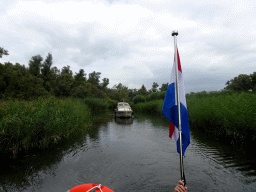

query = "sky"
[1, 0, 256, 93]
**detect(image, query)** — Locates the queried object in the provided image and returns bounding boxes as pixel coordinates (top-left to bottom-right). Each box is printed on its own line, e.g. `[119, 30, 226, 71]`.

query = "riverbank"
[131, 91, 256, 148]
[0, 96, 114, 159]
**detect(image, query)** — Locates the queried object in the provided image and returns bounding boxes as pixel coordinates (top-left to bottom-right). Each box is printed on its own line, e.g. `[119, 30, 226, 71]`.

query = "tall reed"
[187, 91, 256, 146]
[0, 96, 92, 158]
[131, 100, 164, 115]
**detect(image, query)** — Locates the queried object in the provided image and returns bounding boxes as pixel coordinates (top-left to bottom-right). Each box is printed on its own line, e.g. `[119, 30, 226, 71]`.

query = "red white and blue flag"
[162, 49, 190, 156]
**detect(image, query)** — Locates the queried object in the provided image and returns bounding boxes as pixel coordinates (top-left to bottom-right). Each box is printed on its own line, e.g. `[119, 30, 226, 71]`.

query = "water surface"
[1, 112, 256, 192]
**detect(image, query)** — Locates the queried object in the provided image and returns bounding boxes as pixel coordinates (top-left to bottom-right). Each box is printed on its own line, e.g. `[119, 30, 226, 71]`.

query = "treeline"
[0, 52, 170, 103]
[224, 73, 256, 92]
[0, 53, 112, 101]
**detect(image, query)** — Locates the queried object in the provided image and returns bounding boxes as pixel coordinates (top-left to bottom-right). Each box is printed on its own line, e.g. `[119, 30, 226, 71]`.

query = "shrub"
[133, 95, 146, 104]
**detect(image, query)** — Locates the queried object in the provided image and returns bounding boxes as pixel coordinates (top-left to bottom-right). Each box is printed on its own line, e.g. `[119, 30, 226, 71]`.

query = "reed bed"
[0, 96, 92, 158]
[187, 91, 256, 146]
[131, 100, 164, 115]
[83, 97, 111, 112]
[132, 90, 256, 147]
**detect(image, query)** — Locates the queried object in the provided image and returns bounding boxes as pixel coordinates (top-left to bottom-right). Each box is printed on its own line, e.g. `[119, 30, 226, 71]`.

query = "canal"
[1, 112, 256, 191]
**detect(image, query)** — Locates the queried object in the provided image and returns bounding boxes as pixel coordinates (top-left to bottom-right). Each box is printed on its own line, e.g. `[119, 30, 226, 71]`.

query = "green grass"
[0, 96, 92, 158]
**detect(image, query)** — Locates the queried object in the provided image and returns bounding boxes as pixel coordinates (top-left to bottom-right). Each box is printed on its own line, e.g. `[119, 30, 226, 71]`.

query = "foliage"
[224, 73, 255, 92]
[55, 73, 73, 97]
[70, 84, 88, 99]
[0, 47, 9, 58]
[133, 95, 146, 104]
[0, 96, 92, 158]
[187, 90, 256, 147]
[28, 55, 43, 77]
[101, 78, 109, 90]
[137, 84, 147, 95]
[83, 97, 110, 112]
[145, 91, 166, 102]
[110, 83, 129, 101]
[131, 100, 164, 114]
[151, 82, 159, 92]
[106, 97, 118, 109]
[87, 71, 101, 87]
[128, 88, 137, 101]
[159, 83, 168, 92]
[91, 85, 107, 99]
[73, 69, 86, 87]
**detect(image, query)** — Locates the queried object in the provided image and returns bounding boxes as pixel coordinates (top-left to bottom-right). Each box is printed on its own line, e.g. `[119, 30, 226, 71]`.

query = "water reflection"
[190, 125, 256, 182]
[115, 117, 134, 125]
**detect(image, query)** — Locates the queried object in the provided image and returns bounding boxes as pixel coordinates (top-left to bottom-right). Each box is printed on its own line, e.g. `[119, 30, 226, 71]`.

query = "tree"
[250, 72, 256, 92]
[17, 73, 48, 100]
[28, 55, 43, 77]
[54, 65, 74, 97]
[151, 82, 159, 92]
[102, 78, 109, 89]
[110, 83, 129, 101]
[61, 65, 73, 76]
[224, 74, 251, 92]
[51, 66, 60, 76]
[87, 71, 101, 86]
[55, 73, 73, 97]
[128, 88, 137, 100]
[41, 53, 52, 77]
[41, 53, 53, 92]
[73, 69, 86, 87]
[137, 84, 147, 95]
[159, 83, 168, 92]
[0, 47, 9, 58]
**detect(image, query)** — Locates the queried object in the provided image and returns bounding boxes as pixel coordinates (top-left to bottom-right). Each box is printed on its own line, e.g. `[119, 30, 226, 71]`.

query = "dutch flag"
[162, 48, 190, 156]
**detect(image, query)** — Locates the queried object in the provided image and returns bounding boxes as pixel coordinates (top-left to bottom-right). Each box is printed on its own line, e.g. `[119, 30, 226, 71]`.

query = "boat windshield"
[118, 104, 123, 106]
[124, 104, 130, 106]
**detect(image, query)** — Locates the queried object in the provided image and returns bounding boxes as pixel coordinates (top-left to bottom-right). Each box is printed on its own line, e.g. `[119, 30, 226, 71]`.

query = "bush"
[83, 97, 110, 112]
[131, 100, 164, 114]
[133, 95, 146, 104]
[145, 92, 166, 102]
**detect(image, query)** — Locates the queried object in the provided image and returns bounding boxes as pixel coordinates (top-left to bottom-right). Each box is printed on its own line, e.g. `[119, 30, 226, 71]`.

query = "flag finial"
[172, 30, 178, 36]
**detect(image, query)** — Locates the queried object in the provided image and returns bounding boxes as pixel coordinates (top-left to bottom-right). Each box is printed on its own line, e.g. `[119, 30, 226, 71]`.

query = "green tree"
[54, 66, 74, 97]
[41, 53, 52, 77]
[116, 83, 129, 101]
[1, 62, 23, 99]
[88, 71, 101, 86]
[101, 78, 109, 89]
[250, 72, 256, 92]
[224, 74, 251, 92]
[151, 82, 159, 92]
[70, 84, 87, 99]
[137, 84, 147, 95]
[160, 83, 168, 92]
[73, 69, 86, 87]
[128, 88, 137, 100]
[0, 47, 9, 58]
[41, 53, 53, 92]
[28, 55, 43, 77]
[17, 73, 48, 100]
[61, 65, 73, 76]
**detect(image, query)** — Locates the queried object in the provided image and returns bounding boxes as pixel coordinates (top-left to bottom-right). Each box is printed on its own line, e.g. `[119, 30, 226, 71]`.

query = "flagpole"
[172, 30, 185, 185]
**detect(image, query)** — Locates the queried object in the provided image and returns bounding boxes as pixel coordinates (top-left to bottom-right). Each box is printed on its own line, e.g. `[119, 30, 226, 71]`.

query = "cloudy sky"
[1, 0, 255, 93]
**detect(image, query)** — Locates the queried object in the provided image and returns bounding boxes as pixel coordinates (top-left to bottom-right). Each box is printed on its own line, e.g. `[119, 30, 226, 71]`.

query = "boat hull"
[115, 111, 133, 118]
